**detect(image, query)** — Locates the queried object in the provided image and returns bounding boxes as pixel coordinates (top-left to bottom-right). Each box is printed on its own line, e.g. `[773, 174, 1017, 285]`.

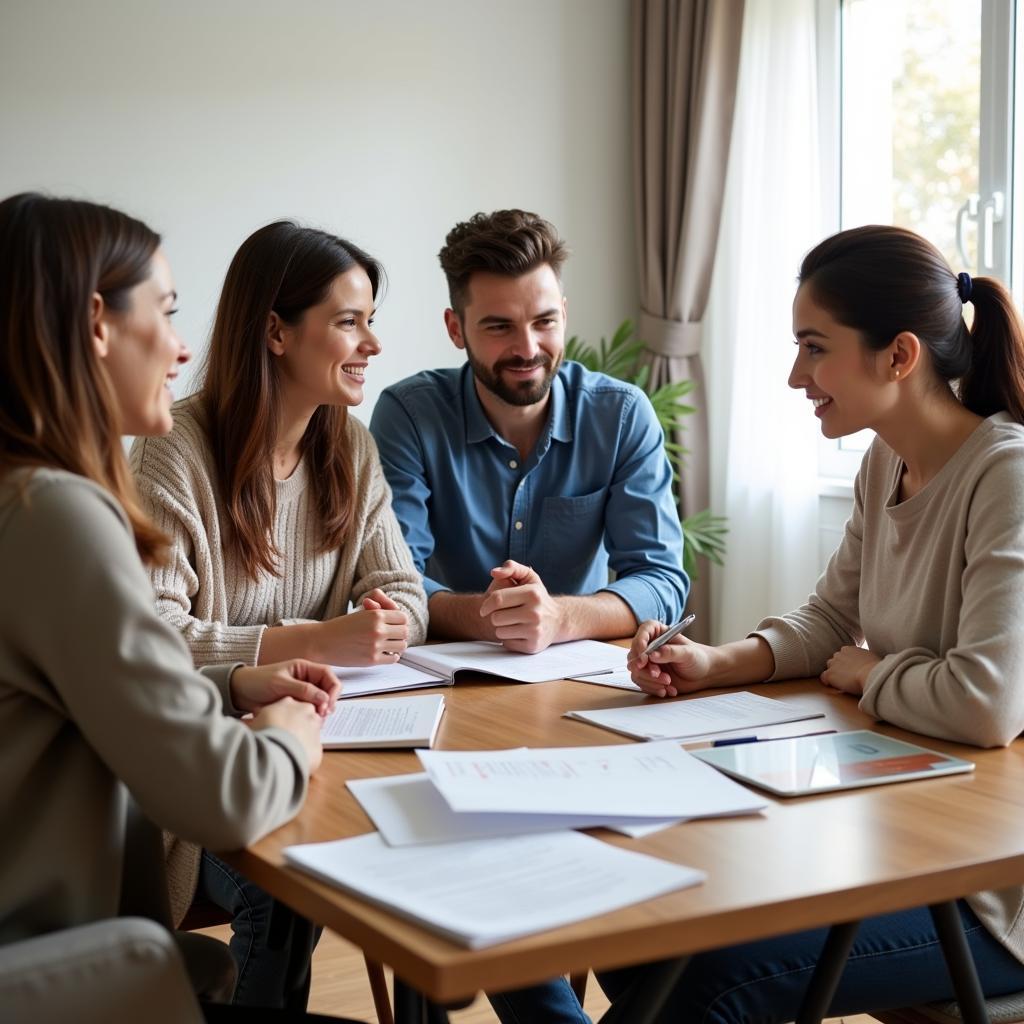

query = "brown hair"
[0, 192, 167, 562]
[800, 225, 1024, 422]
[203, 221, 384, 579]
[438, 209, 569, 315]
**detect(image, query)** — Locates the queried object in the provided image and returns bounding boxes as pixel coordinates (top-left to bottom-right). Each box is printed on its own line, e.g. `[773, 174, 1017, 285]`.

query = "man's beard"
[466, 345, 563, 406]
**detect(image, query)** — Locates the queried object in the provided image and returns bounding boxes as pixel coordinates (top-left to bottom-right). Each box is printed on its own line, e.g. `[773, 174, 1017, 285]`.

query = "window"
[816, 0, 1017, 482]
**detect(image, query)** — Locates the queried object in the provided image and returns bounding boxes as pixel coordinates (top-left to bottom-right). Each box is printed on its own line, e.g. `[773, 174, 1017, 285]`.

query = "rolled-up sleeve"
[600, 392, 689, 623]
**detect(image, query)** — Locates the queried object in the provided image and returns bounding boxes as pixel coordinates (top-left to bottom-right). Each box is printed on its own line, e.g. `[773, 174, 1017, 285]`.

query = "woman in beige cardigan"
[604, 225, 1024, 1021]
[131, 222, 427, 1009]
[0, 193, 350, 1021]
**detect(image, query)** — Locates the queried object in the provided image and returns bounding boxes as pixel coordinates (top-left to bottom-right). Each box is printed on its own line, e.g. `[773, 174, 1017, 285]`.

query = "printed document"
[320, 694, 445, 749]
[568, 668, 641, 691]
[416, 740, 766, 818]
[348, 772, 686, 846]
[565, 691, 824, 742]
[283, 829, 705, 948]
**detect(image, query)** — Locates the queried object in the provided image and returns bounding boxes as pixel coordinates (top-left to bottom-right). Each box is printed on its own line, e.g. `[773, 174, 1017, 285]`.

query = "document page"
[348, 772, 685, 846]
[416, 740, 766, 818]
[565, 691, 824, 741]
[283, 830, 705, 948]
[320, 694, 445, 749]
[568, 668, 641, 691]
[331, 662, 448, 699]
[401, 639, 628, 684]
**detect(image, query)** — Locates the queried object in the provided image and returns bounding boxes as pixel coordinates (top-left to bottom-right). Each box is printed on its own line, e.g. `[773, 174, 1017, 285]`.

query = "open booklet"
[283, 830, 705, 948]
[319, 694, 446, 749]
[333, 639, 628, 697]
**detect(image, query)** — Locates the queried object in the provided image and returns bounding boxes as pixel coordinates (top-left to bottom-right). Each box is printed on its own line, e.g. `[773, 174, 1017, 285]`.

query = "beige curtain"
[633, 0, 744, 641]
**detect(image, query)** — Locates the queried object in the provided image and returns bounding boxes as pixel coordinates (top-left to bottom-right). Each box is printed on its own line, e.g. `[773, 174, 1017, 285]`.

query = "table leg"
[392, 978, 451, 1024]
[929, 901, 991, 1024]
[597, 957, 691, 1024]
[794, 920, 861, 1024]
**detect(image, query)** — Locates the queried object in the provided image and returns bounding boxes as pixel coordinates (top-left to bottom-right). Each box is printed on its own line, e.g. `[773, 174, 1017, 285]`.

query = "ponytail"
[960, 276, 1024, 423]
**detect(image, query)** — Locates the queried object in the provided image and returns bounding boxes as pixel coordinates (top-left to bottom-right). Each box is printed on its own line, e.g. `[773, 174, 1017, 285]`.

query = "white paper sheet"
[347, 773, 686, 846]
[320, 694, 445, 749]
[283, 830, 705, 948]
[565, 691, 825, 742]
[401, 639, 628, 684]
[568, 668, 641, 691]
[331, 662, 448, 699]
[416, 740, 766, 818]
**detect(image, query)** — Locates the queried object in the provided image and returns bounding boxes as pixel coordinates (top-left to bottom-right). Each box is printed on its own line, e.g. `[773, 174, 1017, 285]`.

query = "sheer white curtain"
[705, 0, 825, 643]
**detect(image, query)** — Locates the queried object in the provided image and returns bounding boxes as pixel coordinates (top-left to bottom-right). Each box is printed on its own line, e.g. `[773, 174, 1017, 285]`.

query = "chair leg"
[364, 956, 394, 1024]
[570, 970, 589, 1004]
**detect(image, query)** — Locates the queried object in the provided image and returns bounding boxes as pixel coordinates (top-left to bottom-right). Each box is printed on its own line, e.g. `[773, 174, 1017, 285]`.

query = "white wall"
[0, 0, 635, 420]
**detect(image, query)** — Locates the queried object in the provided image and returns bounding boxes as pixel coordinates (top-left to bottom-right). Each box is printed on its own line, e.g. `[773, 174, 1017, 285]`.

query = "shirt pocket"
[541, 489, 608, 591]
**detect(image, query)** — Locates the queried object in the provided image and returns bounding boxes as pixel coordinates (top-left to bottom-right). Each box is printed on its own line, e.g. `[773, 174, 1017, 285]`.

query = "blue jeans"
[197, 851, 320, 1010]
[597, 901, 1024, 1024]
[488, 976, 591, 1024]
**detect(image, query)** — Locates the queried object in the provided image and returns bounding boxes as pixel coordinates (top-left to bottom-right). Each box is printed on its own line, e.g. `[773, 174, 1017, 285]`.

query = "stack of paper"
[283, 830, 705, 948]
[565, 691, 825, 742]
[346, 740, 765, 846]
[347, 772, 687, 846]
[320, 694, 445, 749]
[416, 741, 766, 818]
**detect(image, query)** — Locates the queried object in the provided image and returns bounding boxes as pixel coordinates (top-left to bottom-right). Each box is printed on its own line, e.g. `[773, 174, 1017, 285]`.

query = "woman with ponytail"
[602, 225, 1024, 1020]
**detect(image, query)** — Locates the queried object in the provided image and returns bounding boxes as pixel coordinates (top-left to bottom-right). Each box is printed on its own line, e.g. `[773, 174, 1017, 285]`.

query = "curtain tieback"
[637, 311, 702, 358]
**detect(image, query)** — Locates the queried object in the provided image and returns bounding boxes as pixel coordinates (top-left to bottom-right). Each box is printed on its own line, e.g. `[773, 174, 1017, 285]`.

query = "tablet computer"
[692, 729, 974, 797]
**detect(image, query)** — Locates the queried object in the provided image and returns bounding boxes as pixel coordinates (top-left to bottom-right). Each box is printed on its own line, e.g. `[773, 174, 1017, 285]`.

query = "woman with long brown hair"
[604, 225, 1024, 1020]
[130, 220, 427, 1008]
[0, 192, 348, 1020]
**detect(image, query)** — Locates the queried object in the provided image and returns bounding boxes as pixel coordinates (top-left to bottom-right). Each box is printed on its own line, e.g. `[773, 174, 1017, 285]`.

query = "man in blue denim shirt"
[370, 210, 687, 1024]
[370, 209, 688, 656]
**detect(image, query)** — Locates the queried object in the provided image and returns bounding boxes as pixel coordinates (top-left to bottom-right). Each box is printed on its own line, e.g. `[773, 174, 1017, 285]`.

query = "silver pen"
[642, 613, 696, 656]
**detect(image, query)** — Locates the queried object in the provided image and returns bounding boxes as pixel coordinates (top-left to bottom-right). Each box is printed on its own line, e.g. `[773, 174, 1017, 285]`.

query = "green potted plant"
[565, 320, 727, 579]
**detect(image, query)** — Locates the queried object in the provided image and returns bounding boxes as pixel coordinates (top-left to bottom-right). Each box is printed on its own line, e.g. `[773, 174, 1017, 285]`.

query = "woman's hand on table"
[820, 646, 880, 695]
[232, 659, 341, 716]
[316, 589, 409, 665]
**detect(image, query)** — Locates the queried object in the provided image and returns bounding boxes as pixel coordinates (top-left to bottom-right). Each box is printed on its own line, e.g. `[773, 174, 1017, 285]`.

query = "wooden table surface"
[223, 675, 1024, 1003]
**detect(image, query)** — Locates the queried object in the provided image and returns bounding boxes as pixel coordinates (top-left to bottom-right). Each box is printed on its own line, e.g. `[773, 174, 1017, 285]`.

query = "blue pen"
[712, 729, 837, 748]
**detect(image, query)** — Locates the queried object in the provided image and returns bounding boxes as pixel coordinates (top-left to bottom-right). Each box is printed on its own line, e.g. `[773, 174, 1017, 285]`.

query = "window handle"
[955, 193, 980, 270]
[981, 191, 1006, 272]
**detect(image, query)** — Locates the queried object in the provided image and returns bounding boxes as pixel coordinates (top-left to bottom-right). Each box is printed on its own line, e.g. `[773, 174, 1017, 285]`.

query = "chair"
[874, 995, 1024, 1024]
[0, 917, 205, 1024]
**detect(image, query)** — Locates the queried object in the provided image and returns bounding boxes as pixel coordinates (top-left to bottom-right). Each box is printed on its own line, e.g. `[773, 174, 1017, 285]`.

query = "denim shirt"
[369, 361, 689, 625]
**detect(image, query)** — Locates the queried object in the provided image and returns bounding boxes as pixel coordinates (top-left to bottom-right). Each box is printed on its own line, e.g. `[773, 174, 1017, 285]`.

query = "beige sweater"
[754, 412, 1024, 962]
[130, 397, 427, 921]
[0, 468, 308, 944]
[130, 394, 428, 668]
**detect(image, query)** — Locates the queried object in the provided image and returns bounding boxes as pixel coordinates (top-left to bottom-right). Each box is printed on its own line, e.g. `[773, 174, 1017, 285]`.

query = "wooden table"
[223, 676, 1024, 1015]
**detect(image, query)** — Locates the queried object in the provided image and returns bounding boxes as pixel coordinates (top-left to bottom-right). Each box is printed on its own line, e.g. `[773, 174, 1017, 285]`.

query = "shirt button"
[514, 521, 523, 531]
[509, 459, 518, 469]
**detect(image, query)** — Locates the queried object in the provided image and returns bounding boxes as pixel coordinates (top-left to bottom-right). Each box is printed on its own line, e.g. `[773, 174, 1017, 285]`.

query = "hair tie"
[957, 272, 973, 304]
